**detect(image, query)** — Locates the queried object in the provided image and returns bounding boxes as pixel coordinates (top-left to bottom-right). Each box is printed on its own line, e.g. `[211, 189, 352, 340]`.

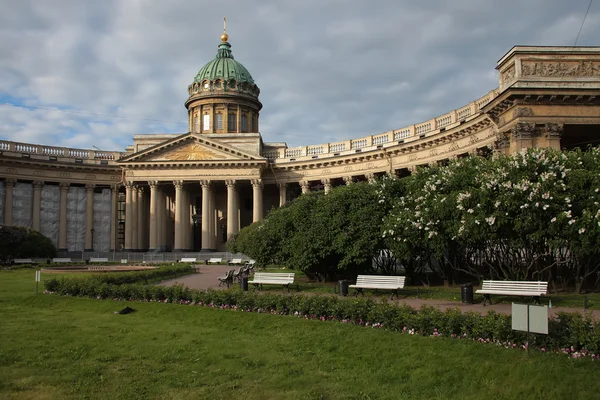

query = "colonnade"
[2, 179, 119, 251]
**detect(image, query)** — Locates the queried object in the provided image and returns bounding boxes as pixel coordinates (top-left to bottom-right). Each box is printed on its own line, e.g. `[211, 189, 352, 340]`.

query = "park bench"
[218, 269, 234, 288]
[88, 266, 117, 271]
[89, 257, 109, 263]
[205, 258, 223, 265]
[180, 258, 197, 263]
[13, 258, 34, 264]
[476, 280, 548, 306]
[248, 272, 296, 291]
[349, 275, 406, 299]
[228, 258, 243, 265]
[52, 258, 72, 263]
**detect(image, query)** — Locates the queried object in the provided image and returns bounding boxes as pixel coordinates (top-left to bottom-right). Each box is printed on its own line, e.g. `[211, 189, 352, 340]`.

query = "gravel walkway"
[159, 267, 599, 319]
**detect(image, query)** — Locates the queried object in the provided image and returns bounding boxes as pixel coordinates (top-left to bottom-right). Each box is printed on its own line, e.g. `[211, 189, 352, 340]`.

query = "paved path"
[160, 268, 599, 319]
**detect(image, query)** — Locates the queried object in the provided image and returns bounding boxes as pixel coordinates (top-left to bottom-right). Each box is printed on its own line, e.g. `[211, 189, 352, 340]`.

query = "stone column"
[148, 182, 158, 250]
[124, 183, 134, 251]
[136, 187, 145, 250]
[321, 178, 332, 194]
[3, 178, 15, 226]
[58, 182, 69, 251]
[110, 184, 119, 251]
[131, 186, 139, 251]
[278, 183, 287, 206]
[237, 104, 242, 133]
[224, 103, 229, 133]
[252, 179, 263, 222]
[300, 180, 310, 195]
[174, 180, 185, 251]
[201, 180, 214, 251]
[32, 181, 43, 231]
[84, 184, 95, 251]
[226, 180, 239, 240]
[343, 176, 354, 185]
[510, 122, 536, 153]
[156, 187, 164, 250]
[544, 123, 563, 151]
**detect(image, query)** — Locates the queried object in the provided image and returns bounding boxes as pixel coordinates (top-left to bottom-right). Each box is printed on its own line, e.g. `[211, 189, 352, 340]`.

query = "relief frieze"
[521, 60, 600, 77]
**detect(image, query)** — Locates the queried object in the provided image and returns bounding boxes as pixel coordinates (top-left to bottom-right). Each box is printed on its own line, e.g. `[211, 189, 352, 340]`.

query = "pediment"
[119, 133, 264, 164]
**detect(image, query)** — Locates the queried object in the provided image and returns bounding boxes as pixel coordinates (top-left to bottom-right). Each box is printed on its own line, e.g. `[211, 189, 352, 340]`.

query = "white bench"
[52, 258, 72, 263]
[13, 258, 34, 264]
[89, 257, 109, 263]
[476, 280, 548, 306]
[248, 272, 296, 291]
[349, 275, 406, 299]
[180, 258, 197, 263]
[228, 258, 243, 265]
[205, 258, 223, 265]
[88, 266, 117, 271]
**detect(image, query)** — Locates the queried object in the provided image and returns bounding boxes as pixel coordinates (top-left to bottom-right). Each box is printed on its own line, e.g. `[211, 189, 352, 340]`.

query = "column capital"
[511, 122, 536, 139]
[200, 179, 212, 189]
[343, 176, 354, 185]
[85, 183, 95, 191]
[251, 179, 263, 189]
[4, 178, 17, 186]
[110, 183, 122, 191]
[386, 170, 398, 179]
[125, 181, 134, 189]
[225, 179, 236, 188]
[173, 180, 184, 189]
[148, 181, 159, 189]
[320, 178, 330, 185]
[277, 182, 287, 189]
[32, 180, 44, 189]
[545, 123, 564, 138]
[59, 182, 70, 191]
[365, 173, 376, 183]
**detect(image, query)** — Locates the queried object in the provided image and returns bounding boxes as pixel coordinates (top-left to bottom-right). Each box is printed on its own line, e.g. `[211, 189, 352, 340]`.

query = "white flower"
[568, 219, 576, 225]
[579, 228, 586, 234]
[467, 209, 474, 214]
[485, 216, 496, 226]
[543, 205, 549, 210]
[551, 217, 557, 223]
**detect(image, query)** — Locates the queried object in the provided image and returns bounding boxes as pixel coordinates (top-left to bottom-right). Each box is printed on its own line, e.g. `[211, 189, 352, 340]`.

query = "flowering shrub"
[380, 148, 600, 291]
[44, 277, 600, 359]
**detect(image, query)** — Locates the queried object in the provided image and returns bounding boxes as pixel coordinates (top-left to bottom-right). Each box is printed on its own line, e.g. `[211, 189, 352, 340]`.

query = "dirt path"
[160, 268, 600, 319]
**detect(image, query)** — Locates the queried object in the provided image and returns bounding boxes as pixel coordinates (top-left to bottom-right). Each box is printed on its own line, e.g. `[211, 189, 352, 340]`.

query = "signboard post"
[35, 270, 41, 294]
[512, 303, 549, 353]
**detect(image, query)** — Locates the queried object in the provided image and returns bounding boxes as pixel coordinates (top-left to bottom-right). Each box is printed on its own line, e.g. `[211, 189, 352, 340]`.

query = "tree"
[0, 225, 57, 264]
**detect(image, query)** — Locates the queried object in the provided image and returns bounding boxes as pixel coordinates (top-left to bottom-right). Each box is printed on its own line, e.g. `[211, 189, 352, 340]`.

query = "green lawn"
[1, 269, 599, 400]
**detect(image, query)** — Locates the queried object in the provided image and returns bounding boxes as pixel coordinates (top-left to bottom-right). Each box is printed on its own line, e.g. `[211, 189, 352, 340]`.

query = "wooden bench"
[180, 258, 197, 263]
[89, 257, 109, 263]
[52, 258, 72, 263]
[349, 275, 406, 299]
[476, 280, 548, 306]
[13, 258, 34, 264]
[248, 272, 296, 291]
[205, 258, 223, 265]
[228, 258, 243, 265]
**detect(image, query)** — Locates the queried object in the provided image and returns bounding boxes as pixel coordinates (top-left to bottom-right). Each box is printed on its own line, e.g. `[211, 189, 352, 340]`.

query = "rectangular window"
[228, 113, 236, 131]
[215, 113, 223, 130]
[241, 115, 248, 132]
[194, 115, 199, 133]
[203, 114, 210, 131]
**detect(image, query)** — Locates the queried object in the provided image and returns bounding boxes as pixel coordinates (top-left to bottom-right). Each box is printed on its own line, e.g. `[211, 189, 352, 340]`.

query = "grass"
[1, 269, 600, 399]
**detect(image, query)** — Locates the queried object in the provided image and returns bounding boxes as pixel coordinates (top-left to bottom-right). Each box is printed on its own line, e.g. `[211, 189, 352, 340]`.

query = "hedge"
[44, 275, 600, 359]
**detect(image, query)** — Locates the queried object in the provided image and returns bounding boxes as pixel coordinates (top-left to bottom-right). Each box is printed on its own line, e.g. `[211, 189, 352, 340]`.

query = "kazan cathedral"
[1, 30, 600, 254]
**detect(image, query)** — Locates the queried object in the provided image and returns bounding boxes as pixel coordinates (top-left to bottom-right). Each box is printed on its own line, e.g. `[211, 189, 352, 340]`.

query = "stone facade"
[1, 45, 600, 252]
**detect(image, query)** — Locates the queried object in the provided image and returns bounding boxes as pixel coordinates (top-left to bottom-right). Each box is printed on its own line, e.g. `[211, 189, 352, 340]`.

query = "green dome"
[194, 41, 254, 84]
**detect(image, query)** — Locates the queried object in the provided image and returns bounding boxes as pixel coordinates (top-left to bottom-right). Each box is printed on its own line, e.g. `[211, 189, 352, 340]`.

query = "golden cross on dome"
[221, 16, 229, 42]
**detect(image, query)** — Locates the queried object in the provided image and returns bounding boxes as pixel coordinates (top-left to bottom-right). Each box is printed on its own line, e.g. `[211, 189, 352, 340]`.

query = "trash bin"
[240, 276, 249, 292]
[338, 280, 349, 297]
[461, 283, 473, 304]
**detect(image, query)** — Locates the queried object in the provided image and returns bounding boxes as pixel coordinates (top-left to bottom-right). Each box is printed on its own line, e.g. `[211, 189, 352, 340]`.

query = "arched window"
[228, 113, 236, 132]
[241, 115, 248, 133]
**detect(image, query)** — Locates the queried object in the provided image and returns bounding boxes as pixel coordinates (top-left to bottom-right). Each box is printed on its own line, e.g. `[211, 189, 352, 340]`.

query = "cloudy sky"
[1, 0, 599, 151]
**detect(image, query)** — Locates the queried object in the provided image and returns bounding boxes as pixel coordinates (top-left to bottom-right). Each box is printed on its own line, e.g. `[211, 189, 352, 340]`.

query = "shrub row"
[44, 277, 600, 358]
[44, 264, 194, 291]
